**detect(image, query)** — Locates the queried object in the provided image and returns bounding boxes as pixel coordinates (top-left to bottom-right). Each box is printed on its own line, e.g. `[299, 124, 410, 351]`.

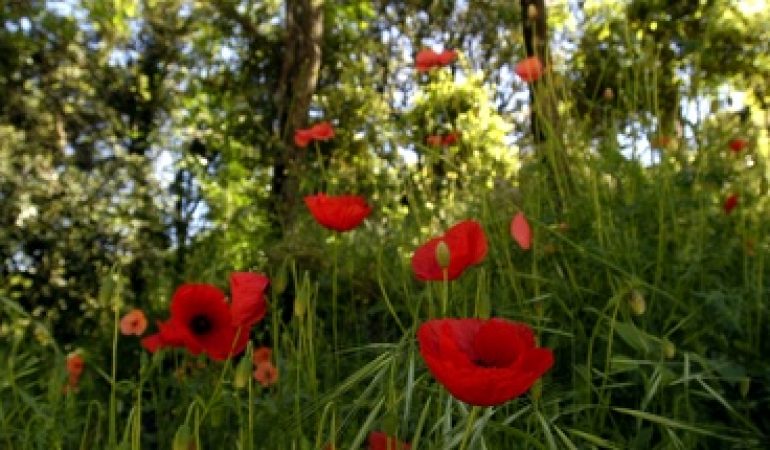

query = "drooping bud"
[435, 240, 451, 269]
[233, 349, 253, 389]
[628, 290, 646, 316]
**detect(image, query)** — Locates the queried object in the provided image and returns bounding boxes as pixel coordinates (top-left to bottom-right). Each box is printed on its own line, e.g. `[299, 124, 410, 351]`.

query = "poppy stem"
[332, 236, 340, 374]
[458, 406, 481, 450]
[441, 268, 449, 316]
[315, 142, 327, 188]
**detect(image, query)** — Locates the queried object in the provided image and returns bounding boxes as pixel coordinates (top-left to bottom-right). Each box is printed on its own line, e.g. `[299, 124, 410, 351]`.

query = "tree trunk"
[520, 0, 572, 205]
[270, 0, 324, 231]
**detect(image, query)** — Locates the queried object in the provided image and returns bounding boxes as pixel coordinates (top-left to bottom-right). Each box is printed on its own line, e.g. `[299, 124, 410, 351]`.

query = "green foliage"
[2, 0, 770, 448]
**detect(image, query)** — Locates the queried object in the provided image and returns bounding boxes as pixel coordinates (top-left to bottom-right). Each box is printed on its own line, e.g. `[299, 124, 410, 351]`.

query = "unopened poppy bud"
[273, 264, 288, 296]
[233, 355, 252, 389]
[739, 376, 750, 399]
[603, 87, 614, 101]
[172, 423, 196, 450]
[530, 378, 543, 401]
[294, 296, 307, 318]
[628, 290, 646, 316]
[662, 339, 675, 359]
[527, 3, 538, 20]
[435, 240, 451, 269]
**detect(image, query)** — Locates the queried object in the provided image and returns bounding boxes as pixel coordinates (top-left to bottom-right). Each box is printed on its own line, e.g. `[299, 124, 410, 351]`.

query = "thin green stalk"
[459, 406, 481, 450]
[108, 306, 118, 449]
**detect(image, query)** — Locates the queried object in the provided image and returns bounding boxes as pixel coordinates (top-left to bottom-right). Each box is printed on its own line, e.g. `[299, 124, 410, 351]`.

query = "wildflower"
[515, 56, 543, 83]
[417, 318, 554, 406]
[724, 194, 739, 214]
[510, 212, 532, 250]
[66, 353, 85, 379]
[442, 132, 460, 146]
[65, 352, 85, 392]
[120, 309, 148, 336]
[294, 121, 335, 148]
[304, 193, 372, 232]
[415, 48, 457, 72]
[426, 135, 443, 147]
[368, 431, 411, 450]
[728, 137, 748, 153]
[252, 346, 272, 365]
[425, 132, 460, 147]
[229, 272, 269, 328]
[141, 275, 269, 361]
[411, 220, 487, 281]
[254, 361, 279, 387]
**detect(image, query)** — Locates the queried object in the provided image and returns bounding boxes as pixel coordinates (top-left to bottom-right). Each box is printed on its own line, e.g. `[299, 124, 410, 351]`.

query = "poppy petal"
[515, 56, 543, 83]
[510, 212, 532, 250]
[417, 318, 553, 406]
[230, 272, 269, 328]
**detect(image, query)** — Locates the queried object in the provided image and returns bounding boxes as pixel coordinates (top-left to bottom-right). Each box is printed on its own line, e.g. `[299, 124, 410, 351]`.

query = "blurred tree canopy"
[1, 0, 768, 343]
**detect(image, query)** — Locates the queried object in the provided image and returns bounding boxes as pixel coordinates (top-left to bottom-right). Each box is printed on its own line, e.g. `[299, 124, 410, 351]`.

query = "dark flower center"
[189, 314, 213, 335]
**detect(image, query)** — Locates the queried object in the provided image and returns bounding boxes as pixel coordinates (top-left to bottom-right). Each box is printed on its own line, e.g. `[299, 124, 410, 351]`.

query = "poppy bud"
[527, 3, 538, 19]
[294, 296, 307, 318]
[628, 290, 646, 316]
[662, 339, 675, 359]
[739, 376, 750, 399]
[603, 87, 614, 101]
[435, 240, 451, 269]
[273, 265, 288, 296]
[233, 353, 253, 389]
[172, 423, 196, 450]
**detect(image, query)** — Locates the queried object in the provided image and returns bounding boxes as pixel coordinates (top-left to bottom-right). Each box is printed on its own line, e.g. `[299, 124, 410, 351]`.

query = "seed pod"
[435, 240, 451, 269]
[628, 290, 646, 316]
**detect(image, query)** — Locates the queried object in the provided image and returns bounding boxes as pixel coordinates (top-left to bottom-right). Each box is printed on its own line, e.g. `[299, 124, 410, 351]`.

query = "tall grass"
[1, 41, 768, 449]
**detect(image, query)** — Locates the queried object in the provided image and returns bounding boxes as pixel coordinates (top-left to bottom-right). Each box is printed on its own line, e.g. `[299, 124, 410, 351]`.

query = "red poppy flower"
[729, 138, 748, 153]
[252, 346, 272, 365]
[426, 135, 443, 147]
[724, 193, 739, 214]
[120, 309, 148, 336]
[254, 361, 279, 387]
[141, 284, 251, 361]
[437, 49, 458, 66]
[442, 132, 460, 146]
[294, 121, 335, 148]
[415, 48, 457, 72]
[368, 431, 411, 450]
[230, 272, 269, 328]
[411, 220, 487, 281]
[515, 56, 543, 83]
[417, 318, 554, 406]
[510, 212, 532, 250]
[66, 353, 85, 378]
[304, 193, 372, 232]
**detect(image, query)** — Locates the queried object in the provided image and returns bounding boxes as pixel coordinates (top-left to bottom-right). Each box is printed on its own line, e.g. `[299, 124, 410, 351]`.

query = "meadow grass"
[1, 47, 768, 449]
